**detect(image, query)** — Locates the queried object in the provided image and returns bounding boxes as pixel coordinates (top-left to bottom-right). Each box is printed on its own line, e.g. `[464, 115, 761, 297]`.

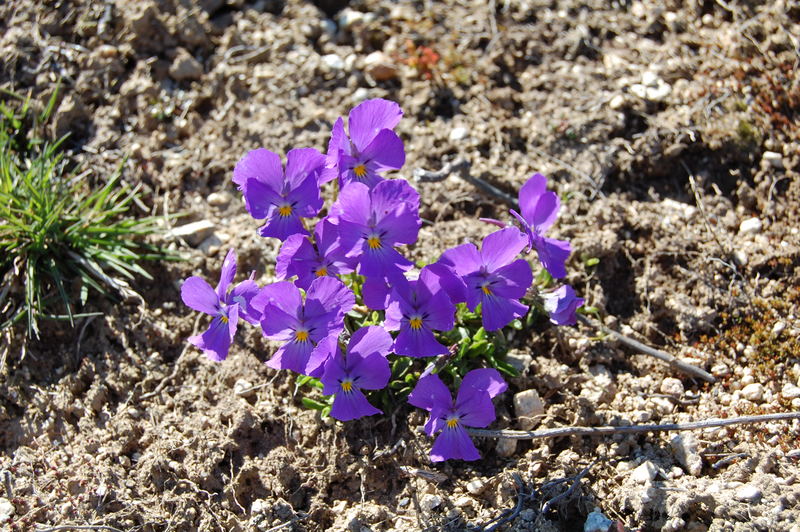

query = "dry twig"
[468, 411, 800, 440]
[577, 314, 716, 383]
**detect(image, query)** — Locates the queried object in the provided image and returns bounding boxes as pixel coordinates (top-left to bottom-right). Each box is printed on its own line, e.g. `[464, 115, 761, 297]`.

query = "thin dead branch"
[577, 314, 716, 383]
[467, 411, 800, 440]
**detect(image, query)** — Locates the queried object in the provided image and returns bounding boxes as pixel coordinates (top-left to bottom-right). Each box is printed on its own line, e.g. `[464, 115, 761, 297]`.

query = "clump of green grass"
[0, 87, 167, 347]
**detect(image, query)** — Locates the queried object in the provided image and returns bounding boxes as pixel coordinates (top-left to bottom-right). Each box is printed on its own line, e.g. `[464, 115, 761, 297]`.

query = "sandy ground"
[1, 0, 799, 530]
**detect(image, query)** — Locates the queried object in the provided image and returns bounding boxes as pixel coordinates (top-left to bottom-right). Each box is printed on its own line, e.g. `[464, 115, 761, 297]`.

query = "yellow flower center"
[278, 204, 292, 217]
[220, 315, 229, 323]
[341, 380, 353, 392]
[446, 417, 459, 429]
[367, 235, 382, 250]
[409, 317, 423, 330]
[481, 284, 492, 295]
[315, 266, 328, 277]
[295, 330, 309, 342]
[353, 164, 367, 178]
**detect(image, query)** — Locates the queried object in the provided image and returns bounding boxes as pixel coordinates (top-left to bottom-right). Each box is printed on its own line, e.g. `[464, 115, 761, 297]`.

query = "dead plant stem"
[467, 411, 800, 440]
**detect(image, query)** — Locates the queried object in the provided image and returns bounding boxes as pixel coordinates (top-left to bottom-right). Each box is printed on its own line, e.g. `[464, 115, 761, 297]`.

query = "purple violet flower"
[252, 277, 354, 375]
[321, 98, 405, 188]
[544, 285, 584, 326]
[315, 326, 393, 421]
[275, 219, 356, 290]
[181, 249, 261, 361]
[510, 173, 571, 278]
[385, 266, 456, 358]
[408, 369, 507, 462]
[331, 179, 421, 279]
[234, 147, 325, 241]
[437, 227, 533, 331]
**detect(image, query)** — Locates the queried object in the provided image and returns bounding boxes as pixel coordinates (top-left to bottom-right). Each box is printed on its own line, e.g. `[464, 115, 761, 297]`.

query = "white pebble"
[773, 321, 786, 336]
[782, 383, 800, 399]
[449, 127, 469, 142]
[513, 389, 545, 430]
[741, 383, 765, 402]
[762, 151, 784, 169]
[735, 484, 762, 503]
[660, 377, 684, 396]
[631, 461, 657, 484]
[420, 494, 442, 511]
[738, 217, 763, 235]
[0, 498, 14, 523]
[466, 479, 486, 495]
[321, 54, 345, 71]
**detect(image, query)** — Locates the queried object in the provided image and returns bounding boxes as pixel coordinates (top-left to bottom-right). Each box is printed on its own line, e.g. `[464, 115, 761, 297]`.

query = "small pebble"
[738, 217, 762, 235]
[762, 151, 784, 169]
[741, 383, 765, 402]
[168, 220, 216, 246]
[513, 389, 545, 430]
[660, 377, 684, 396]
[773, 321, 786, 336]
[735, 484, 762, 503]
[584, 509, 614, 532]
[0, 498, 15, 523]
[321, 54, 345, 71]
[364, 51, 397, 81]
[466, 479, 486, 495]
[449, 127, 469, 142]
[420, 494, 442, 511]
[495, 437, 517, 457]
[783, 384, 800, 399]
[208, 192, 231, 207]
[631, 461, 657, 484]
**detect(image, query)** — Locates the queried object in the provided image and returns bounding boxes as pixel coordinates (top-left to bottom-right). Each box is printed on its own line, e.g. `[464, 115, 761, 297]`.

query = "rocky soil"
[1, 0, 799, 530]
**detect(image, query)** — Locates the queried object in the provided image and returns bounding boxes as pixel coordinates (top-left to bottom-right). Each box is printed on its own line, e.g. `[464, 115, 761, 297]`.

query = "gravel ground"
[1, 0, 799, 530]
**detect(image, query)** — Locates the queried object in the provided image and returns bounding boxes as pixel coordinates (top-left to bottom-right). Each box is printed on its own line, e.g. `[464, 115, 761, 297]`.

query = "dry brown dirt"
[1, 0, 799, 530]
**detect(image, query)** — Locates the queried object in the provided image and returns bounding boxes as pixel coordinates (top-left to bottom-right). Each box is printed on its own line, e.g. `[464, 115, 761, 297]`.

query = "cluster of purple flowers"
[181, 98, 583, 462]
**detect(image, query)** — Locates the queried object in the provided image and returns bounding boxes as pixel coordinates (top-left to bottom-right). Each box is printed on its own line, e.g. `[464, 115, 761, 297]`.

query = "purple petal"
[331, 182, 371, 228]
[426, 262, 468, 304]
[481, 293, 528, 331]
[458, 368, 508, 400]
[275, 234, 316, 281]
[242, 178, 282, 220]
[360, 129, 405, 172]
[181, 276, 220, 315]
[259, 212, 309, 241]
[216, 249, 237, 298]
[480, 227, 528, 272]
[309, 334, 340, 380]
[359, 244, 413, 278]
[408, 374, 453, 413]
[535, 236, 572, 279]
[376, 208, 421, 247]
[348, 98, 403, 153]
[266, 337, 315, 373]
[455, 392, 497, 428]
[490, 259, 534, 300]
[421, 290, 457, 331]
[320, 345, 346, 395]
[286, 174, 324, 217]
[322, 117, 350, 184]
[544, 285, 584, 326]
[347, 325, 393, 361]
[252, 281, 301, 318]
[393, 326, 448, 358]
[330, 387, 382, 421]
[509, 209, 535, 251]
[384, 299, 403, 331]
[370, 179, 420, 221]
[518, 173, 548, 223]
[439, 243, 482, 277]
[258, 303, 299, 341]
[350, 352, 391, 390]
[189, 315, 232, 362]
[430, 424, 480, 462]
[531, 190, 560, 233]
[362, 275, 391, 310]
[233, 148, 283, 191]
[307, 276, 354, 316]
[229, 279, 262, 324]
[284, 147, 325, 188]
